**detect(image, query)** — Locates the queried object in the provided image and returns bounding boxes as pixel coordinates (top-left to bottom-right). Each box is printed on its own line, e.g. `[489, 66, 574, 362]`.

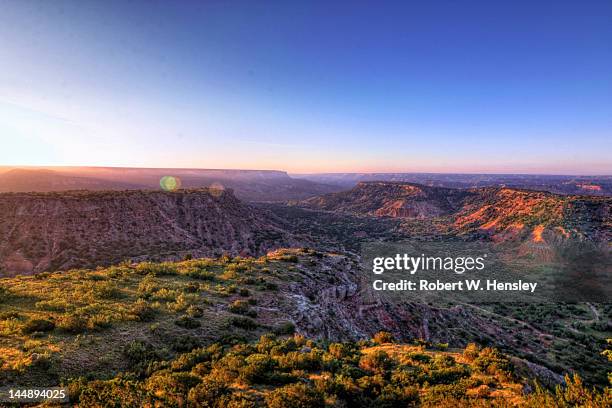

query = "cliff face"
[455, 187, 611, 242]
[0, 189, 293, 275]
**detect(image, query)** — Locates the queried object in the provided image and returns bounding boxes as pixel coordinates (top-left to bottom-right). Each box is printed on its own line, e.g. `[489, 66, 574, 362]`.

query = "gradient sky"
[1, 1, 611, 174]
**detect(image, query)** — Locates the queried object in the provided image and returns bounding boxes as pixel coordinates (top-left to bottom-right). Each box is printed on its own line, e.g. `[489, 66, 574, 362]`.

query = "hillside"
[455, 187, 611, 242]
[63, 338, 608, 407]
[0, 189, 294, 275]
[0, 250, 609, 391]
[301, 182, 473, 219]
[300, 182, 611, 243]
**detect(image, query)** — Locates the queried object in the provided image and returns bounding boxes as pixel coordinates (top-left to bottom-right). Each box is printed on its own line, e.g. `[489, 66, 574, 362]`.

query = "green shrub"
[130, 299, 156, 321]
[524, 374, 609, 407]
[328, 343, 352, 359]
[372, 331, 394, 344]
[413, 338, 430, 347]
[123, 340, 159, 365]
[175, 315, 201, 329]
[0, 311, 20, 320]
[21, 318, 55, 334]
[230, 317, 258, 331]
[228, 300, 257, 317]
[145, 372, 201, 406]
[463, 343, 479, 361]
[187, 378, 230, 407]
[433, 354, 455, 368]
[273, 321, 296, 335]
[137, 275, 159, 298]
[424, 383, 467, 402]
[35, 299, 70, 312]
[359, 350, 392, 374]
[0, 286, 11, 303]
[408, 352, 431, 363]
[228, 300, 251, 315]
[265, 383, 324, 408]
[239, 353, 276, 384]
[183, 282, 200, 293]
[427, 366, 471, 385]
[184, 269, 215, 280]
[171, 335, 202, 352]
[377, 384, 420, 406]
[135, 262, 177, 276]
[186, 305, 204, 318]
[473, 347, 513, 378]
[220, 333, 250, 346]
[57, 313, 88, 333]
[88, 314, 113, 330]
[151, 288, 180, 302]
[170, 347, 212, 371]
[91, 281, 120, 299]
[277, 350, 322, 371]
[167, 293, 198, 312]
[75, 378, 150, 407]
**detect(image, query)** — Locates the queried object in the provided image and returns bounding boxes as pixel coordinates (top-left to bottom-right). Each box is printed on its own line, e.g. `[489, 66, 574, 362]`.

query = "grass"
[0, 249, 314, 386]
[0, 248, 610, 405]
[65, 334, 610, 407]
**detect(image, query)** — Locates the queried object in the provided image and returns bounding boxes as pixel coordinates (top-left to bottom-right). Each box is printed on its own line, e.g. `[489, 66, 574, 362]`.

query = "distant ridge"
[0, 166, 341, 201]
[291, 172, 612, 196]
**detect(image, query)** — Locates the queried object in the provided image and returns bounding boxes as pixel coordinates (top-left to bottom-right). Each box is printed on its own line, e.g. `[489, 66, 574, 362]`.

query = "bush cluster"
[67, 334, 604, 408]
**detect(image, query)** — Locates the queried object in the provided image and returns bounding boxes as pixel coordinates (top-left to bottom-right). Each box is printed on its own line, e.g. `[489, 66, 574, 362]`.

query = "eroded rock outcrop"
[0, 189, 296, 275]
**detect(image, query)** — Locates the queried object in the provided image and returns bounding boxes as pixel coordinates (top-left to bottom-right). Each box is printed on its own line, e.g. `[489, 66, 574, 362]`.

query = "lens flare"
[160, 176, 181, 191]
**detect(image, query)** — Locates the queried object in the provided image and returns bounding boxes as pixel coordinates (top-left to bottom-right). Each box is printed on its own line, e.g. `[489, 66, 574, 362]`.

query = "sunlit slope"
[300, 182, 611, 242]
[1, 249, 610, 389]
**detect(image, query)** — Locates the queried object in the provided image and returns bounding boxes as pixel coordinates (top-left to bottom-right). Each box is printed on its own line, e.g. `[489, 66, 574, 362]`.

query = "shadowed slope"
[0, 188, 295, 275]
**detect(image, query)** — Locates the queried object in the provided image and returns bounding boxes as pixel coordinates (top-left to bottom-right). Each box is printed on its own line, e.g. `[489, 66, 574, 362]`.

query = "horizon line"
[0, 164, 610, 177]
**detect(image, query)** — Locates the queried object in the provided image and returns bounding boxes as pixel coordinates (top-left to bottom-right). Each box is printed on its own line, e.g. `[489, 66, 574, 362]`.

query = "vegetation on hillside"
[0, 251, 314, 387]
[0, 251, 610, 406]
[35, 335, 612, 407]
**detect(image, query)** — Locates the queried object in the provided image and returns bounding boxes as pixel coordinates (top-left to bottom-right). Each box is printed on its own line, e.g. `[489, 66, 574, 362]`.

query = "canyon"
[0, 178, 610, 389]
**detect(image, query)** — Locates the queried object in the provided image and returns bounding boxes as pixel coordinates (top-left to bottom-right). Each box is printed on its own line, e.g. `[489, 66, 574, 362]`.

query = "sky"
[0, 1, 611, 174]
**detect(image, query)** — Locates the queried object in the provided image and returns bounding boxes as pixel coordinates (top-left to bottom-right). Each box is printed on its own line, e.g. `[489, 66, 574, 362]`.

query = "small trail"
[587, 303, 600, 323]
[422, 316, 430, 341]
[457, 302, 553, 340]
